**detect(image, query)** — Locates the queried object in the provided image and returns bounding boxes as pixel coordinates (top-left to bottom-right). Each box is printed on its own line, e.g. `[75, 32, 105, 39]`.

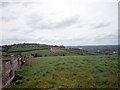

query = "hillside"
[9, 55, 118, 88]
[65, 45, 118, 50]
[2, 43, 119, 88]
[2, 43, 118, 57]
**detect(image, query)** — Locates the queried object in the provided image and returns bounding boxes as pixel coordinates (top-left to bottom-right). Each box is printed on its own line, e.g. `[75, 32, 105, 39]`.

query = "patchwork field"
[8, 55, 118, 88]
[22, 50, 52, 55]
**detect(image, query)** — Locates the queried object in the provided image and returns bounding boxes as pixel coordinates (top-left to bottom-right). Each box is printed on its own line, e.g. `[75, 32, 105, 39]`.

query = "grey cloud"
[92, 22, 110, 29]
[97, 34, 117, 40]
[93, 34, 118, 44]
[35, 37, 85, 45]
[22, 2, 42, 7]
[34, 37, 91, 46]
[75, 20, 111, 29]
[0, 2, 20, 7]
[35, 38, 83, 42]
[0, 1, 117, 46]
[54, 16, 80, 28]
[28, 15, 80, 30]
[0, 2, 40, 8]
[0, 16, 16, 22]
[8, 38, 32, 42]
[0, 2, 10, 7]
[2, 37, 34, 45]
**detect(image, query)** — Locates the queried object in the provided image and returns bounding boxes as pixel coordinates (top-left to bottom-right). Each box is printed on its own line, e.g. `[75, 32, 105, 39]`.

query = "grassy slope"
[65, 53, 79, 56]
[23, 50, 52, 55]
[7, 47, 81, 56]
[9, 55, 118, 88]
[8, 47, 49, 52]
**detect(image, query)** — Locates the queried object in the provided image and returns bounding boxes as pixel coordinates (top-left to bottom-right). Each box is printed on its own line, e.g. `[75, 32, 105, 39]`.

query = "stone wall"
[2, 56, 26, 88]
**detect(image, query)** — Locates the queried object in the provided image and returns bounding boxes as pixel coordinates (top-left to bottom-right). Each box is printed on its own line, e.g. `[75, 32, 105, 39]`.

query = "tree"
[2, 45, 11, 52]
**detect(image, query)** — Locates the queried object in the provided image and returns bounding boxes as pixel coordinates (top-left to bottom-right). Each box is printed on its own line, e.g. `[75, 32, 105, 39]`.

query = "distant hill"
[65, 45, 118, 50]
[1, 43, 119, 56]
[1, 43, 66, 56]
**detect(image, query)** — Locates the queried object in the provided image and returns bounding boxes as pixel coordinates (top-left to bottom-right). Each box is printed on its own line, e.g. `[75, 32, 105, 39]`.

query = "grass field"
[22, 50, 52, 55]
[8, 47, 51, 52]
[9, 55, 118, 88]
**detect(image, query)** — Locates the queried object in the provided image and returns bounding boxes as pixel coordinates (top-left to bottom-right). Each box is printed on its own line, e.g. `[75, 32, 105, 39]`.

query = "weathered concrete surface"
[0, 59, 2, 90]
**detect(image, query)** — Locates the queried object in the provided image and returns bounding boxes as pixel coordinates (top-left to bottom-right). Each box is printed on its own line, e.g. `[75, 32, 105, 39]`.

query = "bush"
[14, 52, 23, 58]
[24, 55, 33, 65]
[31, 53, 42, 57]
[12, 74, 24, 82]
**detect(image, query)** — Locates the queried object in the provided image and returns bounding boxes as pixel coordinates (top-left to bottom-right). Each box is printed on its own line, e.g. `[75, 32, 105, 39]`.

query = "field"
[9, 55, 118, 88]
[22, 50, 52, 55]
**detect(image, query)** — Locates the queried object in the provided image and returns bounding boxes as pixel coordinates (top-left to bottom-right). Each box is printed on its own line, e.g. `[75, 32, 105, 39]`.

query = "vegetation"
[2, 43, 119, 88]
[2, 43, 118, 56]
[9, 55, 118, 88]
[22, 50, 52, 55]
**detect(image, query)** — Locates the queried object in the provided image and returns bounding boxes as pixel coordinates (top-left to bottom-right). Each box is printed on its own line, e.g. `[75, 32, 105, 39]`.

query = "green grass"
[8, 47, 38, 52]
[51, 50, 68, 53]
[1, 51, 12, 55]
[22, 50, 52, 55]
[0, 47, 2, 50]
[65, 53, 79, 56]
[2, 57, 13, 60]
[9, 55, 118, 88]
[8, 47, 51, 52]
[2, 57, 18, 60]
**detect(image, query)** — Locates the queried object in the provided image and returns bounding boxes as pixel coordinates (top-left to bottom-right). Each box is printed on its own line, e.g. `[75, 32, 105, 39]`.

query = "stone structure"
[2, 55, 27, 88]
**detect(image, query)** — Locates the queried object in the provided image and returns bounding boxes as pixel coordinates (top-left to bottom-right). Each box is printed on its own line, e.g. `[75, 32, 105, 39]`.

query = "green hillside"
[2, 43, 118, 57]
[22, 50, 52, 55]
[9, 55, 118, 88]
[2, 43, 119, 88]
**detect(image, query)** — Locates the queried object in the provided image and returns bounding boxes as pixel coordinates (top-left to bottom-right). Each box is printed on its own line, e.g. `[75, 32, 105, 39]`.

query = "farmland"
[2, 44, 118, 56]
[1, 43, 119, 88]
[8, 55, 118, 88]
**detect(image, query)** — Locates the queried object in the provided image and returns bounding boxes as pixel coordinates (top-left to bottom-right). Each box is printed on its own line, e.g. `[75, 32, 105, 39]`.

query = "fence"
[2, 55, 26, 88]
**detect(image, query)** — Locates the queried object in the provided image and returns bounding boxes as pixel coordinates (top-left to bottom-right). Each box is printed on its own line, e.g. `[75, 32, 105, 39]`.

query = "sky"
[0, 0, 119, 46]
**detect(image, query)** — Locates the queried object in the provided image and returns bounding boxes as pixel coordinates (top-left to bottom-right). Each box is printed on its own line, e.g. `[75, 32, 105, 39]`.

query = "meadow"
[9, 55, 118, 88]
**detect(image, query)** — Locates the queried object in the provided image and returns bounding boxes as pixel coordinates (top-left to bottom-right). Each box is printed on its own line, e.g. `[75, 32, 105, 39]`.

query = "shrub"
[31, 53, 42, 57]
[24, 55, 33, 65]
[12, 74, 24, 82]
[14, 52, 22, 58]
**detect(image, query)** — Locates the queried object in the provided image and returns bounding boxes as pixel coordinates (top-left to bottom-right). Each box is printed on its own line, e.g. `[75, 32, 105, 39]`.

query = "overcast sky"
[0, 0, 119, 46]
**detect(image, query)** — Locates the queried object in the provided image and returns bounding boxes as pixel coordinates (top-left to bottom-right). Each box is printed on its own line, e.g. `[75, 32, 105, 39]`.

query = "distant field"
[9, 55, 118, 88]
[8, 47, 50, 52]
[23, 50, 52, 55]
[8, 47, 40, 51]
[65, 53, 79, 56]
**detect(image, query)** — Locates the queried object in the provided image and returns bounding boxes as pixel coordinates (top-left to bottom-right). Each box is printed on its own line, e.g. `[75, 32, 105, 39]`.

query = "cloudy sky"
[0, 0, 119, 46]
